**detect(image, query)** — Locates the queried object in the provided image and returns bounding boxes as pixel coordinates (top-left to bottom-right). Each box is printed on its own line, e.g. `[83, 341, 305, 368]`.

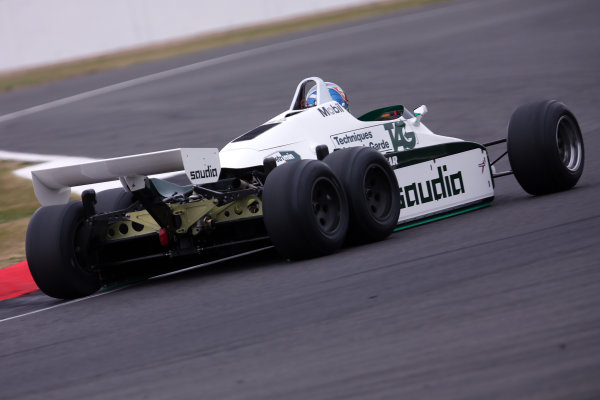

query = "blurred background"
[0, 0, 377, 73]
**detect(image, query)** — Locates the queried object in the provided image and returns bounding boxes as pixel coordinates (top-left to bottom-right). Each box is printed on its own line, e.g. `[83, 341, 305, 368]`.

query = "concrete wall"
[0, 0, 375, 73]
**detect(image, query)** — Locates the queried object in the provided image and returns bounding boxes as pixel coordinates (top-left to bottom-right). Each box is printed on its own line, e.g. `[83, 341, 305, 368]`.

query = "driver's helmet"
[305, 82, 349, 111]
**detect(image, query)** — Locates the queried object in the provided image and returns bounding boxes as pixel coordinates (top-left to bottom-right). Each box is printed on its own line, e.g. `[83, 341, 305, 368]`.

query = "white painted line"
[1, 149, 185, 195]
[0, 286, 128, 324]
[0, 40, 304, 123]
[0, 4, 450, 124]
[152, 245, 274, 279]
[0, 150, 68, 162]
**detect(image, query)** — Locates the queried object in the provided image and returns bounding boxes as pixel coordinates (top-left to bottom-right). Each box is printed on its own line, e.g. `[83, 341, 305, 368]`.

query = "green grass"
[0, 0, 446, 92]
[0, 161, 40, 269]
[0, 162, 82, 269]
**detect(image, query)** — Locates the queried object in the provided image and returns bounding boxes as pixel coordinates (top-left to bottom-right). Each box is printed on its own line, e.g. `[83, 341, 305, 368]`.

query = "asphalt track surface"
[1, 0, 599, 398]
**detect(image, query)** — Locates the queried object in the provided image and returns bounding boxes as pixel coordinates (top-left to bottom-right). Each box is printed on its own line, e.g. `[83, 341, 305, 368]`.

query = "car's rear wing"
[31, 148, 220, 206]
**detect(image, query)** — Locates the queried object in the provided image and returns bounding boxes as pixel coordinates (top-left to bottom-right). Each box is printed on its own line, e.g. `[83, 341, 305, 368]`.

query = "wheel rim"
[363, 164, 393, 221]
[556, 115, 582, 172]
[311, 177, 342, 234]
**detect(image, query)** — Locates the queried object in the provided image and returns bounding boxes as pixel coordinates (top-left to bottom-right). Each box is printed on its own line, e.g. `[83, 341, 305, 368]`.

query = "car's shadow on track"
[0, 248, 285, 320]
[123, 246, 285, 290]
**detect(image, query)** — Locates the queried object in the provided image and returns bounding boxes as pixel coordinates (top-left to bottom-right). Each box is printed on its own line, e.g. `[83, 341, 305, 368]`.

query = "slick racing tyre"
[507, 100, 584, 195]
[263, 160, 349, 259]
[26, 201, 101, 299]
[325, 147, 400, 243]
[95, 188, 135, 213]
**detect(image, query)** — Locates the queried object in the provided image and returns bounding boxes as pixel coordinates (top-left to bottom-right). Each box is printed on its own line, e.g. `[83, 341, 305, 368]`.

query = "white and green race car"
[26, 77, 585, 299]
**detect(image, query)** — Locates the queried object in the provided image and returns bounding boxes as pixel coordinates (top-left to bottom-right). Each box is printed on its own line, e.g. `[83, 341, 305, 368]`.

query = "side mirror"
[413, 105, 428, 125]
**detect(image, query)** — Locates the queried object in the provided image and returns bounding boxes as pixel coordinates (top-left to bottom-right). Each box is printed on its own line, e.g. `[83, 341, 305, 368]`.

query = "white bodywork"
[32, 148, 220, 206]
[220, 77, 461, 169]
[30, 77, 494, 224]
[393, 148, 492, 223]
[219, 77, 494, 223]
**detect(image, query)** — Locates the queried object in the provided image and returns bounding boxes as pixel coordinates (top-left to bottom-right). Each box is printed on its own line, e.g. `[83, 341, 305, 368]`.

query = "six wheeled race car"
[25, 77, 585, 299]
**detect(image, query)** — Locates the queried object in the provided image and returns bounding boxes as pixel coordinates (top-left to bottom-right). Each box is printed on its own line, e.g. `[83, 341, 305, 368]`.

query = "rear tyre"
[325, 147, 400, 243]
[507, 100, 584, 195]
[262, 160, 349, 259]
[26, 201, 101, 299]
[95, 187, 135, 213]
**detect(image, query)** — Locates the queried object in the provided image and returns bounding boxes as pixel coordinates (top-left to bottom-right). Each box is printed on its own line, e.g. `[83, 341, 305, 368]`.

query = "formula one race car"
[26, 77, 585, 299]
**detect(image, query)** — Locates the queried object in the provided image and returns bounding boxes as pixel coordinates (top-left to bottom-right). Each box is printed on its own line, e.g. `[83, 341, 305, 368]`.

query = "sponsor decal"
[318, 103, 345, 117]
[369, 139, 390, 151]
[399, 165, 465, 209]
[478, 158, 486, 173]
[268, 150, 301, 165]
[383, 121, 416, 151]
[189, 165, 218, 180]
[330, 131, 392, 151]
[331, 131, 373, 146]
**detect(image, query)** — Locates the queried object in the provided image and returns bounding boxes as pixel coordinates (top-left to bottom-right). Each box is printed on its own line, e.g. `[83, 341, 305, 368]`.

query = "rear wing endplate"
[31, 148, 220, 206]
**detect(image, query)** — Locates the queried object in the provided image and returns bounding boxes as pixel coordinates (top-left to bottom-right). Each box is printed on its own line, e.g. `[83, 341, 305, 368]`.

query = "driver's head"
[305, 82, 349, 111]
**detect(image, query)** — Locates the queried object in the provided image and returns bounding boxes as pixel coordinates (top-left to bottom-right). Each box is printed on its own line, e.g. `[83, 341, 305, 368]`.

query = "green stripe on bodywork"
[358, 105, 405, 121]
[394, 202, 492, 232]
[386, 141, 486, 169]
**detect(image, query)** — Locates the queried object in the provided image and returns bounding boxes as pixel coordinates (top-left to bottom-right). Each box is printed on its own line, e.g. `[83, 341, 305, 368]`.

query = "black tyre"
[95, 187, 135, 213]
[325, 147, 400, 243]
[262, 160, 349, 259]
[26, 201, 101, 299]
[507, 100, 584, 195]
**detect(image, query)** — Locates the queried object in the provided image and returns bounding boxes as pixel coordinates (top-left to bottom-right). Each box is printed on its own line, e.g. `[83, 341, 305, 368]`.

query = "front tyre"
[262, 160, 349, 259]
[507, 100, 584, 195]
[26, 201, 101, 299]
[325, 147, 400, 243]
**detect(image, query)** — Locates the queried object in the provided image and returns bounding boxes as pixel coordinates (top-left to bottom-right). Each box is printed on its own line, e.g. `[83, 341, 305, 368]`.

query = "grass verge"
[0, 161, 40, 269]
[0, 0, 445, 92]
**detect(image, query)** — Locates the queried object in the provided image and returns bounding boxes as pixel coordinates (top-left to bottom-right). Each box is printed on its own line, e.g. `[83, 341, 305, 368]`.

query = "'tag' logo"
[383, 121, 416, 151]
